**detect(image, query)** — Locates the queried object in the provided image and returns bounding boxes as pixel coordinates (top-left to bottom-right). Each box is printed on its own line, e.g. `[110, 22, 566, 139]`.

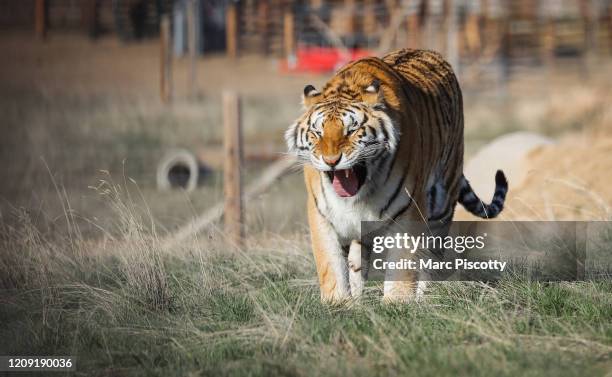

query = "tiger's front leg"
[307, 196, 350, 302]
[348, 240, 365, 298]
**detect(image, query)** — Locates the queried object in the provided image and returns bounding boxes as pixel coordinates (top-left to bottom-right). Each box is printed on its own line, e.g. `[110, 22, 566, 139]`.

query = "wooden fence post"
[446, 0, 459, 72]
[82, 0, 99, 38]
[406, 0, 421, 49]
[226, 3, 238, 59]
[160, 14, 173, 104]
[223, 91, 244, 247]
[187, 0, 198, 99]
[283, 9, 295, 58]
[257, 0, 270, 55]
[35, 0, 46, 39]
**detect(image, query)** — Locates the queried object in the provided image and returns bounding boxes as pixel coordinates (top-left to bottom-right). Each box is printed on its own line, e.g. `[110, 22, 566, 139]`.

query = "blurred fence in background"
[234, 0, 612, 82]
[4, 0, 612, 82]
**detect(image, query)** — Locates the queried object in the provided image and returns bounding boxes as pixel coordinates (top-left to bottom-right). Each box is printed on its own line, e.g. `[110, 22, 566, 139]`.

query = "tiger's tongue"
[332, 169, 359, 197]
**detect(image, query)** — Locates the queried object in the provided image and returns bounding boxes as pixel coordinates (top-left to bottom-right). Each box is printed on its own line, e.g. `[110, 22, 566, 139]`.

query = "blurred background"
[1, 0, 611, 239]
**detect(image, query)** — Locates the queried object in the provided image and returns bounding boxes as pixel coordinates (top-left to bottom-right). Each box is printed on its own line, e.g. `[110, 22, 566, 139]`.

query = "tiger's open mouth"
[325, 164, 367, 197]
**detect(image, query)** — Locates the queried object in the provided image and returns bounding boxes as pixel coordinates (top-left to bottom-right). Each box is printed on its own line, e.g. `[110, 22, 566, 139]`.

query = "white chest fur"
[319, 176, 382, 245]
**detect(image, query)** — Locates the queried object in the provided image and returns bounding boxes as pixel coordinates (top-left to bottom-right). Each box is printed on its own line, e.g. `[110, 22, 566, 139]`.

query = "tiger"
[285, 49, 508, 302]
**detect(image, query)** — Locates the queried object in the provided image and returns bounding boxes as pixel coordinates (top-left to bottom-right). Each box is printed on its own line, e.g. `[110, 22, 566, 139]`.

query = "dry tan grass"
[0, 170, 610, 376]
[497, 129, 612, 221]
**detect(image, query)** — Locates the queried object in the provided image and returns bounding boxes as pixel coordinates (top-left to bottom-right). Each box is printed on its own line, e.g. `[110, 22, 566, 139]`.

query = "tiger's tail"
[459, 170, 508, 219]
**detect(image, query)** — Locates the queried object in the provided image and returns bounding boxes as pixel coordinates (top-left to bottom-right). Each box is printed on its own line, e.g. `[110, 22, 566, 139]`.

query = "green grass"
[0, 188, 611, 377]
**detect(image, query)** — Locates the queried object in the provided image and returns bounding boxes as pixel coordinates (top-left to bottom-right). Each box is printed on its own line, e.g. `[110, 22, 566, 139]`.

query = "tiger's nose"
[323, 153, 341, 167]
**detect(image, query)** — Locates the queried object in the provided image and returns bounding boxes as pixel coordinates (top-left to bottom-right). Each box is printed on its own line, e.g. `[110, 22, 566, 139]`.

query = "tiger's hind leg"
[383, 259, 431, 302]
[382, 194, 450, 303]
[382, 231, 420, 303]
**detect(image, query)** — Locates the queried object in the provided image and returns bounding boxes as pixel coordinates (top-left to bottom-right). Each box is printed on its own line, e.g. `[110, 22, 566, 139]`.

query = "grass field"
[1, 184, 611, 377]
[1, 32, 612, 376]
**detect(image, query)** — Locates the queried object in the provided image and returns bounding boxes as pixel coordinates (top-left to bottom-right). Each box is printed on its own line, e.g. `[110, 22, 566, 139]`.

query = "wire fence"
[234, 0, 612, 83]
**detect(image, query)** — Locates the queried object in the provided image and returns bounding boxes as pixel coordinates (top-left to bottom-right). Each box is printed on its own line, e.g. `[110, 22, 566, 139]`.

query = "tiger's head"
[285, 74, 399, 198]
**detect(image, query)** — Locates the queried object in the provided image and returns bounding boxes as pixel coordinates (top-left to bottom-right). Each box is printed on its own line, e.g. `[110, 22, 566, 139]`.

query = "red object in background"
[280, 46, 373, 73]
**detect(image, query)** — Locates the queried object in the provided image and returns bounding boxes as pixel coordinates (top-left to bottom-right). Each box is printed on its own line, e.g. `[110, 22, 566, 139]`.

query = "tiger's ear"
[362, 79, 383, 106]
[302, 85, 321, 108]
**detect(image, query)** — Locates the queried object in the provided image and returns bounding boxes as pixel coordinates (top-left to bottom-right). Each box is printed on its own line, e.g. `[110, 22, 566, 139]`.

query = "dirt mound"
[463, 132, 554, 201]
[502, 130, 612, 220]
[458, 129, 612, 220]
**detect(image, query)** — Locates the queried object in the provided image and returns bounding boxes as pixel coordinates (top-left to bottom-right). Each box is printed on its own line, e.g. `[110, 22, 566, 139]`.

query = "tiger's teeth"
[345, 170, 349, 178]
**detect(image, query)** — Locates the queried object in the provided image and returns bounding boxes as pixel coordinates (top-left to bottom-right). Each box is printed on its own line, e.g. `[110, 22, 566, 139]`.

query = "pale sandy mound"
[457, 129, 612, 221]
[463, 132, 554, 200]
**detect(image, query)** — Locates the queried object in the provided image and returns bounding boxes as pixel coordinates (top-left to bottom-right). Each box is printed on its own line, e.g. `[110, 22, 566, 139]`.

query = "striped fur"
[458, 170, 508, 218]
[286, 49, 508, 302]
